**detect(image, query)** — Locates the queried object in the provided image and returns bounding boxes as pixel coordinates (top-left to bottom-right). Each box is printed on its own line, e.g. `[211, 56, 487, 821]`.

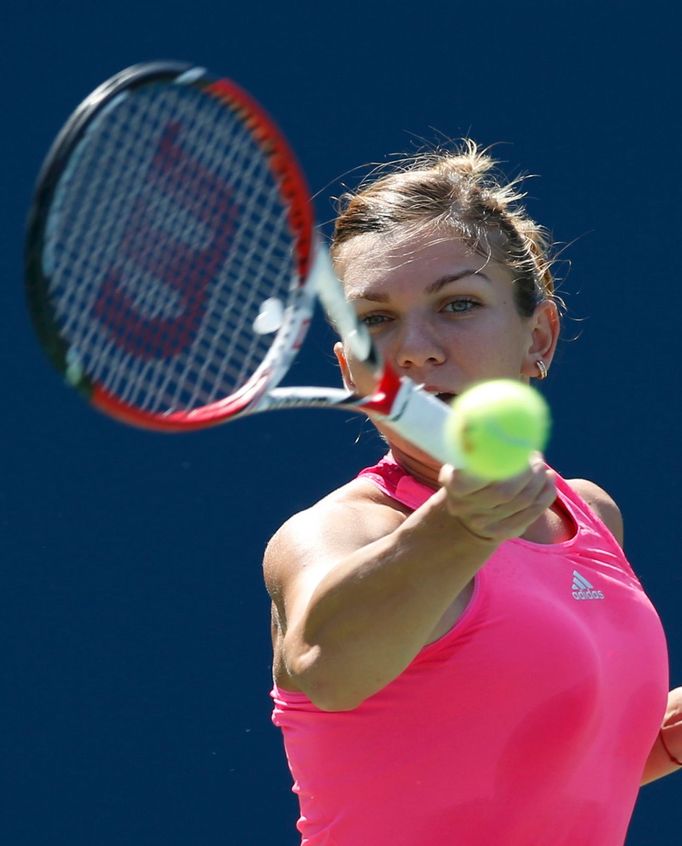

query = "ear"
[334, 341, 356, 391]
[521, 300, 560, 379]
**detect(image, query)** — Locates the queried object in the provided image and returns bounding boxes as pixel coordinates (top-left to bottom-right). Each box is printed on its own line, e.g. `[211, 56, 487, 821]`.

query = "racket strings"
[45, 81, 300, 414]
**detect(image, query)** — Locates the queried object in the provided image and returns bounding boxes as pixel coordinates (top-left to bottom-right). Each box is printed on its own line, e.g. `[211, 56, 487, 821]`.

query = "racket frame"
[25, 61, 464, 466]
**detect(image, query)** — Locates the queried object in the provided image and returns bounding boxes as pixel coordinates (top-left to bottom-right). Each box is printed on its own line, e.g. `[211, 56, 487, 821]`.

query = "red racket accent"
[206, 78, 314, 282]
[360, 364, 404, 416]
[91, 367, 272, 431]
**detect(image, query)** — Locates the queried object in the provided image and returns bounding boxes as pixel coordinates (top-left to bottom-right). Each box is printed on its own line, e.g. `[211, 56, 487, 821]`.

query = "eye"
[360, 313, 392, 328]
[442, 298, 480, 314]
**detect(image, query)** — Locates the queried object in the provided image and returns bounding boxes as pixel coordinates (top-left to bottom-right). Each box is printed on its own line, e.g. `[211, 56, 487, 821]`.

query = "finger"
[438, 463, 490, 495]
[440, 452, 550, 505]
[461, 472, 558, 539]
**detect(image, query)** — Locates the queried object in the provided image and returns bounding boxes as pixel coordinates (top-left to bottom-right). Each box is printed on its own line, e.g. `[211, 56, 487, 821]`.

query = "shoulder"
[266, 478, 407, 559]
[263, 478, 408, 612]
[565, 478, 624, 546]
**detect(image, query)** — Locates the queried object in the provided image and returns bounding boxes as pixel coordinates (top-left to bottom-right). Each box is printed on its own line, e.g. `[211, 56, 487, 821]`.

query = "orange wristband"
[660, 729, 682, 767]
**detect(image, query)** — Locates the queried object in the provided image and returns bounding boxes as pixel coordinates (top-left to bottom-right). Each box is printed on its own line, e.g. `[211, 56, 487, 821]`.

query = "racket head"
[25, 62, 317, 431]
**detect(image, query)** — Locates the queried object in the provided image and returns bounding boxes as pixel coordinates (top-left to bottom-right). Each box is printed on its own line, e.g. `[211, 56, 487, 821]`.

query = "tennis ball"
[447, 380, 550, 481]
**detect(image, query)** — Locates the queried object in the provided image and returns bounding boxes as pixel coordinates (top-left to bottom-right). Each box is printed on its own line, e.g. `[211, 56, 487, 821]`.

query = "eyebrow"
[349, 269, 491, 303]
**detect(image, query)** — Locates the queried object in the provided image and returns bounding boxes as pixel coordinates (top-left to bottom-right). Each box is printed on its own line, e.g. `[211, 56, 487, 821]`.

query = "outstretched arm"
[265, 457, 556, 712]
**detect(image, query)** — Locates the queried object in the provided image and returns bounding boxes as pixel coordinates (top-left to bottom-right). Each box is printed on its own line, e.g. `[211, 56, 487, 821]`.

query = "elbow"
[284, 640, 367, 712]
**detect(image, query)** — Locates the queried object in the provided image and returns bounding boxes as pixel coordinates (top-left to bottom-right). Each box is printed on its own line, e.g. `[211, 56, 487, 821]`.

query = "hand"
[438, 453, 557, 543]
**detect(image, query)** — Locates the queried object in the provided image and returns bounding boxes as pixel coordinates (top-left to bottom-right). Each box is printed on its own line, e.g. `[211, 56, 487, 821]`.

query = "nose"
[393, 317, 447, 371]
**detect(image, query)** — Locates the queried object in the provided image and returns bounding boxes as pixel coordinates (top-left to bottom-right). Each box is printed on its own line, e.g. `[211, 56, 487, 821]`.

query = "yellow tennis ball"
[448, 380, 550, 481]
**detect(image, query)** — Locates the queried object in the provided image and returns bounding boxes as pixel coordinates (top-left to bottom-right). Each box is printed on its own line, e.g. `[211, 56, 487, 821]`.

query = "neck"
[388, 442, 443, 489]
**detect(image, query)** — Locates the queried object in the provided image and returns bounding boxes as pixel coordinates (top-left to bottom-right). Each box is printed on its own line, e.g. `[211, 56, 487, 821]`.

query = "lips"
[422, 387, 456, 404]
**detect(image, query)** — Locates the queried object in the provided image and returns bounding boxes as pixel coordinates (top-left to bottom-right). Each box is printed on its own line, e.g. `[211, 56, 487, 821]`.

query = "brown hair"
[331, 140, 557, 318]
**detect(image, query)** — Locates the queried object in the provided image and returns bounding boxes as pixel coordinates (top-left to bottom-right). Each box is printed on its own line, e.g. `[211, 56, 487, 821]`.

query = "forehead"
[334, 230, 508, 294]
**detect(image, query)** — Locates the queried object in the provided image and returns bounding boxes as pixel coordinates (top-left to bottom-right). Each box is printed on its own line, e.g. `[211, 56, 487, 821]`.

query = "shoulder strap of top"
[357, 452, 437, 511]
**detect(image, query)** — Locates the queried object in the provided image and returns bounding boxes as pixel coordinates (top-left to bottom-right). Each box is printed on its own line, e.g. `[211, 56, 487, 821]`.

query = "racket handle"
[367, 376, 464, 468]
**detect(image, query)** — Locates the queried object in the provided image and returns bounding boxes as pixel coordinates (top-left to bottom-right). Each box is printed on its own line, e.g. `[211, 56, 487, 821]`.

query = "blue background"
[3, 1, 679, 843]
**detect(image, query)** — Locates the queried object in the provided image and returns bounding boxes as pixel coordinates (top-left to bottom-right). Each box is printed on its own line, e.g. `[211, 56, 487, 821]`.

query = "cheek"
[449, 324, 530, 377]
[475, 310, 531, 357]
[345, 354, 379, 393]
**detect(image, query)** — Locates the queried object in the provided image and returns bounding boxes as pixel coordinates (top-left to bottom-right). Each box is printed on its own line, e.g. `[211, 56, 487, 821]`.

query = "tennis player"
[265, 141, 681, 845]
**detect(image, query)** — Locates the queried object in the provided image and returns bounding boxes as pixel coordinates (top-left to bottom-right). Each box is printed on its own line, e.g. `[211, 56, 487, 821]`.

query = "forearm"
[641, 687, 682, 785]
[285, 489, 497, 710]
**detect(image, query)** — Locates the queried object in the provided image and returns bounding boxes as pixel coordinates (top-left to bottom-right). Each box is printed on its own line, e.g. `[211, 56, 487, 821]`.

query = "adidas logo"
[572, 570, 605, 601]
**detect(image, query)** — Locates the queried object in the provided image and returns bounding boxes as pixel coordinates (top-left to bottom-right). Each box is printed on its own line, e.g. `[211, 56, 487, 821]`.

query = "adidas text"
[572, 588, 605, 600]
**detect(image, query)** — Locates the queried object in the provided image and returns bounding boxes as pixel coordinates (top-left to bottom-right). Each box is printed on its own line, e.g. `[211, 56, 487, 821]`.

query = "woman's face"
[334, 230, 559, 470]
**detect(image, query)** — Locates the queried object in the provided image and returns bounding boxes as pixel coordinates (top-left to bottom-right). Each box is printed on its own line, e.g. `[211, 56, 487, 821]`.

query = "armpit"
[567, 478, 624, 545]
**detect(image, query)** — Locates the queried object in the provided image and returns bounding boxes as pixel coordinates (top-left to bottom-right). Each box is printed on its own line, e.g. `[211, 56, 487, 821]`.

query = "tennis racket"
[24, 61, 461, 465]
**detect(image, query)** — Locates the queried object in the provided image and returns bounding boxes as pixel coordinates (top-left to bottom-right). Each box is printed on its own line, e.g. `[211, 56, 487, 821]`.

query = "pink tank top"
[271, 455, 668, 845]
